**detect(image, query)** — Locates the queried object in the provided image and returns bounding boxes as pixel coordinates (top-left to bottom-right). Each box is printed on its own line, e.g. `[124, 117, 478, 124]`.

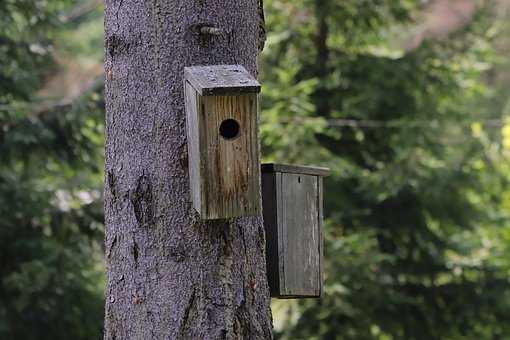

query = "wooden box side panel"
[185, 81, 203, 214]
[200, 94, 261, 219]
[318, 176, 324, 297]
[262, 172, 280, 297]
[278, 173, 320, 297]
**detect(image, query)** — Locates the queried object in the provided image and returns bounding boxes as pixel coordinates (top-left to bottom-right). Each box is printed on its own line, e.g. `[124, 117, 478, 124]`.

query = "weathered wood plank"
[318, 176, 324, 297]
[185, 65, 262, 220]
[185, 81, 202, 213]
[184, 65, 261, 96]
[194, 94, 260, 219]
[261, 163, 328, 298]
[261, 163, 330, 177]
[280, 173, 320, 297]
[262, 172, 280, 296]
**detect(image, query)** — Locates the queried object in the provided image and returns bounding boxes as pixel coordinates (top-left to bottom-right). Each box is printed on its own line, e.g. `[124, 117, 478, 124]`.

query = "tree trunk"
[103, 1, 272, 339]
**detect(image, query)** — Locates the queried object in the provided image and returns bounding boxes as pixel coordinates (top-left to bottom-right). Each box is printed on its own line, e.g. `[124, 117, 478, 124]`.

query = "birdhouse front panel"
[262, 164, 329, 298]
[184, 65, 261, 220]
[279, 172, 320, 296]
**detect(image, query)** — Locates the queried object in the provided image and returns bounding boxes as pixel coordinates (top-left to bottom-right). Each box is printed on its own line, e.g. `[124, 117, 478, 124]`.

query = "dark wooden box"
[261, 163, 329, 298]
[184, 65, 261, 220]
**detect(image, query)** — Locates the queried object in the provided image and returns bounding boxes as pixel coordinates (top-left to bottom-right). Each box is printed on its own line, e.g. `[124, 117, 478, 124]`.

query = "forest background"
[2, 0, 510, 339]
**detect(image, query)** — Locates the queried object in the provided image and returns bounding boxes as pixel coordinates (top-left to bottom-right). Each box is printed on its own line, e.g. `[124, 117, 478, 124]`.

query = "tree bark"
[103, 1, 272, 339]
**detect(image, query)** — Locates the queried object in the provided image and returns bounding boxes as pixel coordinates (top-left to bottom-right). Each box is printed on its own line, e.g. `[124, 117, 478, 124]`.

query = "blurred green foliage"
[2, 0, 510, 339]
[261, 0, 510, 339]
[0, 1, 104, 339]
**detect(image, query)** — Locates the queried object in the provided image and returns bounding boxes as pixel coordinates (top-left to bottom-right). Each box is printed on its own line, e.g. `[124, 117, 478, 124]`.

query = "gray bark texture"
[103, 1, 272, 339]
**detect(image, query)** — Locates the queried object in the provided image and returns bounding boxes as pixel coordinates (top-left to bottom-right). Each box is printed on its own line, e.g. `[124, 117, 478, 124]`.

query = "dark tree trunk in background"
[103, 1, 272, 339]
[314, 0, 330, 117]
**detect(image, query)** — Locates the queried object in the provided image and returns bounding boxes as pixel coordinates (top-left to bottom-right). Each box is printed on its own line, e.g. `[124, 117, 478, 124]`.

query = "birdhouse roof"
[184, 65, 261, 96]
[262, 163, 330, 177]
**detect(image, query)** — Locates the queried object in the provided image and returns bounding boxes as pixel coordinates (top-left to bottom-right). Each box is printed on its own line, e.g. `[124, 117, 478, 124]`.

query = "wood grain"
[185, 81, 202, 214]
[279, 173, 320, 297]
[261, 163, 330, 177]
[318, 176, 324, 296]
[184, 65, 261, 96]
[262, 172, 280, 296]
[185, 86, 261, 219]
[261, 164, 329, 298]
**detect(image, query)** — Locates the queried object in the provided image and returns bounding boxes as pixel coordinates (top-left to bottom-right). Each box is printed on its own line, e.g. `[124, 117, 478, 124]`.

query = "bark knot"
[107, 170, 118, 201]
[106, 34, 130, 58]
[130, 173, 154, 228]
[169, 243, 187, 262]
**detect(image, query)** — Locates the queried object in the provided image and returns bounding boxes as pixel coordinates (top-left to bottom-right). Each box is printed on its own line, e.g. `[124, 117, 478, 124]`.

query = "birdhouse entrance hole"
[219, 119, 240, 140]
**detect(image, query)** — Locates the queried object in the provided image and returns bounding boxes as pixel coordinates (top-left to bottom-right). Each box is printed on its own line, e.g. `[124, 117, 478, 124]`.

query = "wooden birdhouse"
[184, 65, 261, 220]
[261, 163, 330, 298]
